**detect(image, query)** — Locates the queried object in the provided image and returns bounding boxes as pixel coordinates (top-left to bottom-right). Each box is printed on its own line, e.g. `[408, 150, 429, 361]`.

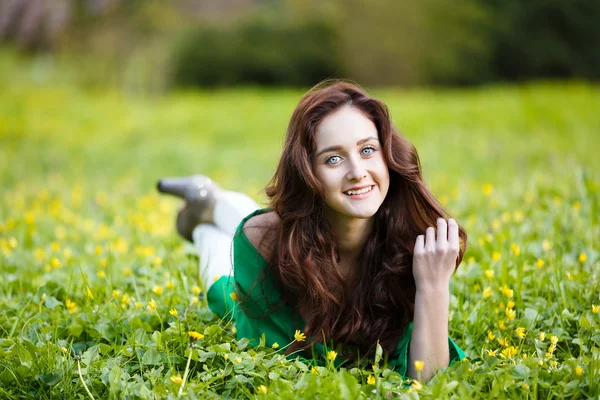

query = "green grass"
[0, 49, 599, 398]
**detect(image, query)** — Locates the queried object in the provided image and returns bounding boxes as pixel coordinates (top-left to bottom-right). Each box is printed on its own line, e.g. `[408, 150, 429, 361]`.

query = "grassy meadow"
[0, 50, 599, 398]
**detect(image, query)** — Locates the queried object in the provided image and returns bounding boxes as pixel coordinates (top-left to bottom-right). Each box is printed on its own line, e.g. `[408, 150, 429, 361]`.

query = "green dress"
[207, 208, 465, 377]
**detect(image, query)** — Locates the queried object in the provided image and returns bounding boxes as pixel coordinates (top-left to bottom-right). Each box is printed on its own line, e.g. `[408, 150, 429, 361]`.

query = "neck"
[326, 208, 374, 259]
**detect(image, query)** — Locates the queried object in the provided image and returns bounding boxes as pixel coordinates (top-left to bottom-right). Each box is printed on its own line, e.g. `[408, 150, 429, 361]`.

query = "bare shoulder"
[241, 211, 279, 261]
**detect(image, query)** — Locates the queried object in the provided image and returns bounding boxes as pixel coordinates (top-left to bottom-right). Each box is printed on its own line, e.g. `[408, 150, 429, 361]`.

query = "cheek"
[314, 168, 341, 191]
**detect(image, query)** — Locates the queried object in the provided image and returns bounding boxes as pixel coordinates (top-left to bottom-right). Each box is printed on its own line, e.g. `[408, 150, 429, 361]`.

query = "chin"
[334, 200, 383, 220]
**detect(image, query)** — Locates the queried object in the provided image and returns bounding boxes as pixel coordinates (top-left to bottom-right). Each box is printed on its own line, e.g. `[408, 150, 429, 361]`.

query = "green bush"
[171, 16, 343, 88]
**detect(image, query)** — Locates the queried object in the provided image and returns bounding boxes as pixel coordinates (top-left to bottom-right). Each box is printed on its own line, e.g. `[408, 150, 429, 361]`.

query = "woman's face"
[311, 105, 390, 222]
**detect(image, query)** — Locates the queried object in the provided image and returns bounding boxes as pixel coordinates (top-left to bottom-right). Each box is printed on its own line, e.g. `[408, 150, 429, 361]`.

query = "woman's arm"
[407, 218, 459, 381]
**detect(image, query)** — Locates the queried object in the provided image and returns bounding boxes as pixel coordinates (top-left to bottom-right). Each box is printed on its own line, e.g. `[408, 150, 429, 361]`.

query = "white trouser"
[192, 190, 260, 285]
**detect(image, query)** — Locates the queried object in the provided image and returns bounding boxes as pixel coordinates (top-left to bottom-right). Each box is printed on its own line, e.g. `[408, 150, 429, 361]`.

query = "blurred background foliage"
[0, 0, 599, 91]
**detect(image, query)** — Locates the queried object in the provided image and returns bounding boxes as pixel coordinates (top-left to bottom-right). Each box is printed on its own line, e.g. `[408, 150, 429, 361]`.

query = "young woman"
[158, 80, 467, 381]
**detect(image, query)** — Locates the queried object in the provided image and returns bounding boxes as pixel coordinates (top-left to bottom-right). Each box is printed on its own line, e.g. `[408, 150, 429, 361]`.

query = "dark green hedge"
[171, 17, 343, 88]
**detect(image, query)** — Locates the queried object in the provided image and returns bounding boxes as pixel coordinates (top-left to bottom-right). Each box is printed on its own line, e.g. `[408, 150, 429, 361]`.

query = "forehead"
[314, 106, 378, 149]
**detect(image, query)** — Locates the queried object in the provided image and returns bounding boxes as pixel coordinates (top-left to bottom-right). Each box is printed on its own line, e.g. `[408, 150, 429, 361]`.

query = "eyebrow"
[315, 136, 379, 158]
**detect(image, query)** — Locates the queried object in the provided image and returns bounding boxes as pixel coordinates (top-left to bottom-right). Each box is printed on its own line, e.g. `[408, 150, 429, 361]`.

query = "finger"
[425, 227, 435, 250]
[436, 218, 448, 244]
[414, 235, 425, 254]
[448, 218, 459, 250]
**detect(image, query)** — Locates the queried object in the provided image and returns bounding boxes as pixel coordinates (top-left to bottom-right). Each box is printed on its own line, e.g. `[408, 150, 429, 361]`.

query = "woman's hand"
[413, 218, 460, 292]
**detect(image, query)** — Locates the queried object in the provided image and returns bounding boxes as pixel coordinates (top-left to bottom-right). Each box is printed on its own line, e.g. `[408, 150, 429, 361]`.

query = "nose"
[346, 159, 367, 182]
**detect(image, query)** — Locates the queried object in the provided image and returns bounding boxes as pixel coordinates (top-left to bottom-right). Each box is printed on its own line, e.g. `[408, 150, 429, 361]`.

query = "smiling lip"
[343, 185, 375, 197]
[344, 184, 374, 193]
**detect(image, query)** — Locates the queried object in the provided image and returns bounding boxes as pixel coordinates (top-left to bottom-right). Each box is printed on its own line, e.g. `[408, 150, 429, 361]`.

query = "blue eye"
[361, 146, 376, 156]
[326, 155, 342, 165]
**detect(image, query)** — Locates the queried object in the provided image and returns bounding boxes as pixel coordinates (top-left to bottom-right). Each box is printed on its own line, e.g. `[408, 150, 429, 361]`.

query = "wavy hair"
[251, 80, 467, 363]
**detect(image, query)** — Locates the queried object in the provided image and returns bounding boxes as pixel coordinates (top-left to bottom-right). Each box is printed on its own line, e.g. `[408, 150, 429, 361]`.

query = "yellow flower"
[487, 349, 498, 356]
[550, 360, 558, 368]
[521, 383, 529, 391]
[575, 366, 583, 376]
[592, 305, 600, 313]
[50, 257, 61, 269]
[498, 320, 507, 330]
[542, 240, 552, 251]
[192, 286, 201, 295]
[169, 308, 178, 317]
[34, 248, 45, 261]
[506, 300, 515, 309]
[112, 290, 121, 299]
[492, 251, 501, 262]
[188, 331, 204, 341]
[232, 326, 237, 334]
[515, 327, 526, 339]
[578, 253, 587, 262]
[135, 301, 143, 309]
[482, 184, 494, 196]
[473, 283, 481, 292]
[95, 245, 103, 256]
[235, 357, 242, 363]
[513, 210, 524, 222]
[65, 299, 77, 314]
[414, 360, 424, 372]
[539, 331, 546, 341]
[506, 308, 516, 320]
[152, 285, 163, 295]
[487, 331, 495, 340]
[272, 342, 279, 349]
[483, 287, 493, 298]
[147, 299, 157, 311]
[123, 267, 132, 277]
[122, 294, 131, 304]
[294, 330, 306, 342]
[367, 374, 376, 385]
[165, 281, 174, 290]
[485, 269, 494, 278]
[311, 366, 318, 374]
[327, 350, 337, 361]
[257, 385, 268, 394]
[230, 292, 238, 302]
[567, 272, 574, 280]
[573, 201, 581, 211]
[501, 346, 517, 358]
[170, 375, 183, 384]
[86, 287, 94, 299]
[497, 337, 509, 347]
[153, 257, 163, 266]
[410, 379, 422, 391]
[492, 219, 501, 231]
[510, 243, 521, 256]
[550, 335, 558, 345]
[501, 285, 514, 298]
[97, 271, 106, 279]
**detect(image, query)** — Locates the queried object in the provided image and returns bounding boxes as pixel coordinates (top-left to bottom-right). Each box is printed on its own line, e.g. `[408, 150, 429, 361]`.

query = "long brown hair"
[247, 80, 467, 363]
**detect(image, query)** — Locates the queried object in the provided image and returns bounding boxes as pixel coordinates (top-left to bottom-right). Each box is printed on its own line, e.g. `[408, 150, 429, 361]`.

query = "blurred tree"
[0, 0, 123, 50]
[483, 0, 600, 80]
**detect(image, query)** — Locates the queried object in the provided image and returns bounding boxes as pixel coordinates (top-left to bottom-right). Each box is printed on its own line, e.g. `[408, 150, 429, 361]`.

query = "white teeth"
[345, 186, 373, 195]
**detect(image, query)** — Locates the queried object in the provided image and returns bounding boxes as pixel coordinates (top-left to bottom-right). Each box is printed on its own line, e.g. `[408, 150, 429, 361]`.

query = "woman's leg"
[213, 190, 261, 236]
[193, 190, 260, 284]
